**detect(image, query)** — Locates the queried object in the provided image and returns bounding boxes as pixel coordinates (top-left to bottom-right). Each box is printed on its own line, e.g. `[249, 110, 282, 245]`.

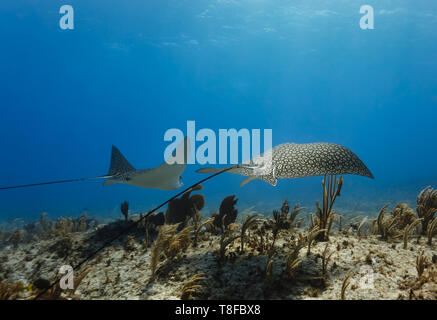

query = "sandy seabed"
[1, 218, 436, 300]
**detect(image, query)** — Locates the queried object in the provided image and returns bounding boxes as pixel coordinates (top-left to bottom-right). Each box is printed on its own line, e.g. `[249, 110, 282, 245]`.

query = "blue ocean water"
[0, 0, 436, 223]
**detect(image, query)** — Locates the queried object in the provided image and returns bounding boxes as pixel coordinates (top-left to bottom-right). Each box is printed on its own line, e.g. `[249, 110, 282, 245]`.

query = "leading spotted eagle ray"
[0, 137, 191, 191]
[197, 142, 374, 187]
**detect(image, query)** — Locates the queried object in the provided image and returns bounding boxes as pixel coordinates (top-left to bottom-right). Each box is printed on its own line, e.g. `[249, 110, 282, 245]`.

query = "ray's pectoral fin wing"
[152, 136, 191, 189]
[260, 166, 277, 186]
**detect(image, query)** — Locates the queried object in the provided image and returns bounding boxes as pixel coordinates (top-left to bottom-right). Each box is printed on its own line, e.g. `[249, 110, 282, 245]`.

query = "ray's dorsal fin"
[107, 146, 136, 176]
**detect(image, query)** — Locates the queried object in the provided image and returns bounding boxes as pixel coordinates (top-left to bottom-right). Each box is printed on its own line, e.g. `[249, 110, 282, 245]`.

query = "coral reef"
[1, 187, 436, 301]
[165, 185, 205, 228]
[0, 281, 27, 300]
[357, 217, 368, 239]
[340, 270, 353, 300]
[313, 175, 343, 241]
[268, 201, 304, 251]
[212, 195, 239, 231]
[375, 204, 402, 241]
[370, 195, 436, 248]
[374, 203, 418, 242]
[50, 235, 73, 258]
[240, 214, 261, 253]
[393, 203, 416, 229]
[138, 212, 165, 249]
[192, 210, 214, 248]
[121, 201, 129, 221]
[404, 218, 423, 249]
[123, 236, 137, 251]
[145, 212, 165, 227]
[180, 273, 206, 300]
[416, 186, 437, 235]
[10, 229, 23, 248]
[0, 212, 98, 250]
[218, 226, 239, 263]
[30, 267, 93, 300]
[398, 250, 437, 299]
[1, 209, 436, 300]
[150, 224, 192, 277]
[51, 213, 89, 237]
[285, 234, 305, 279]
[427, 219, 437, 246]
[39, 212, 52, 235]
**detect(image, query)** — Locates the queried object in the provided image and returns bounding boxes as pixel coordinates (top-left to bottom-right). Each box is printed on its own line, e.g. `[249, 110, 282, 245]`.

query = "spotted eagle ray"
[197, 142, 373, 187]
[0, 137, 190, 191]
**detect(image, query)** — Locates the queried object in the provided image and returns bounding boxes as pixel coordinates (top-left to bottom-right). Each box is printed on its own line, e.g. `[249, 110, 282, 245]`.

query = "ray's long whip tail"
[0, 176, 113, 190]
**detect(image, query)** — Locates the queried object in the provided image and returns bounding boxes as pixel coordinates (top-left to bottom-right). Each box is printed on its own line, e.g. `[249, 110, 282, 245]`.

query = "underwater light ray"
[32, 165, 238, 300]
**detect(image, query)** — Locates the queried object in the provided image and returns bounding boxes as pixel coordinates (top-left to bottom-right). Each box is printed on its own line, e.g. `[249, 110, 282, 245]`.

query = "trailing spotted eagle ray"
[197, 142, 374, 187]
[0, 137, 191, 191]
